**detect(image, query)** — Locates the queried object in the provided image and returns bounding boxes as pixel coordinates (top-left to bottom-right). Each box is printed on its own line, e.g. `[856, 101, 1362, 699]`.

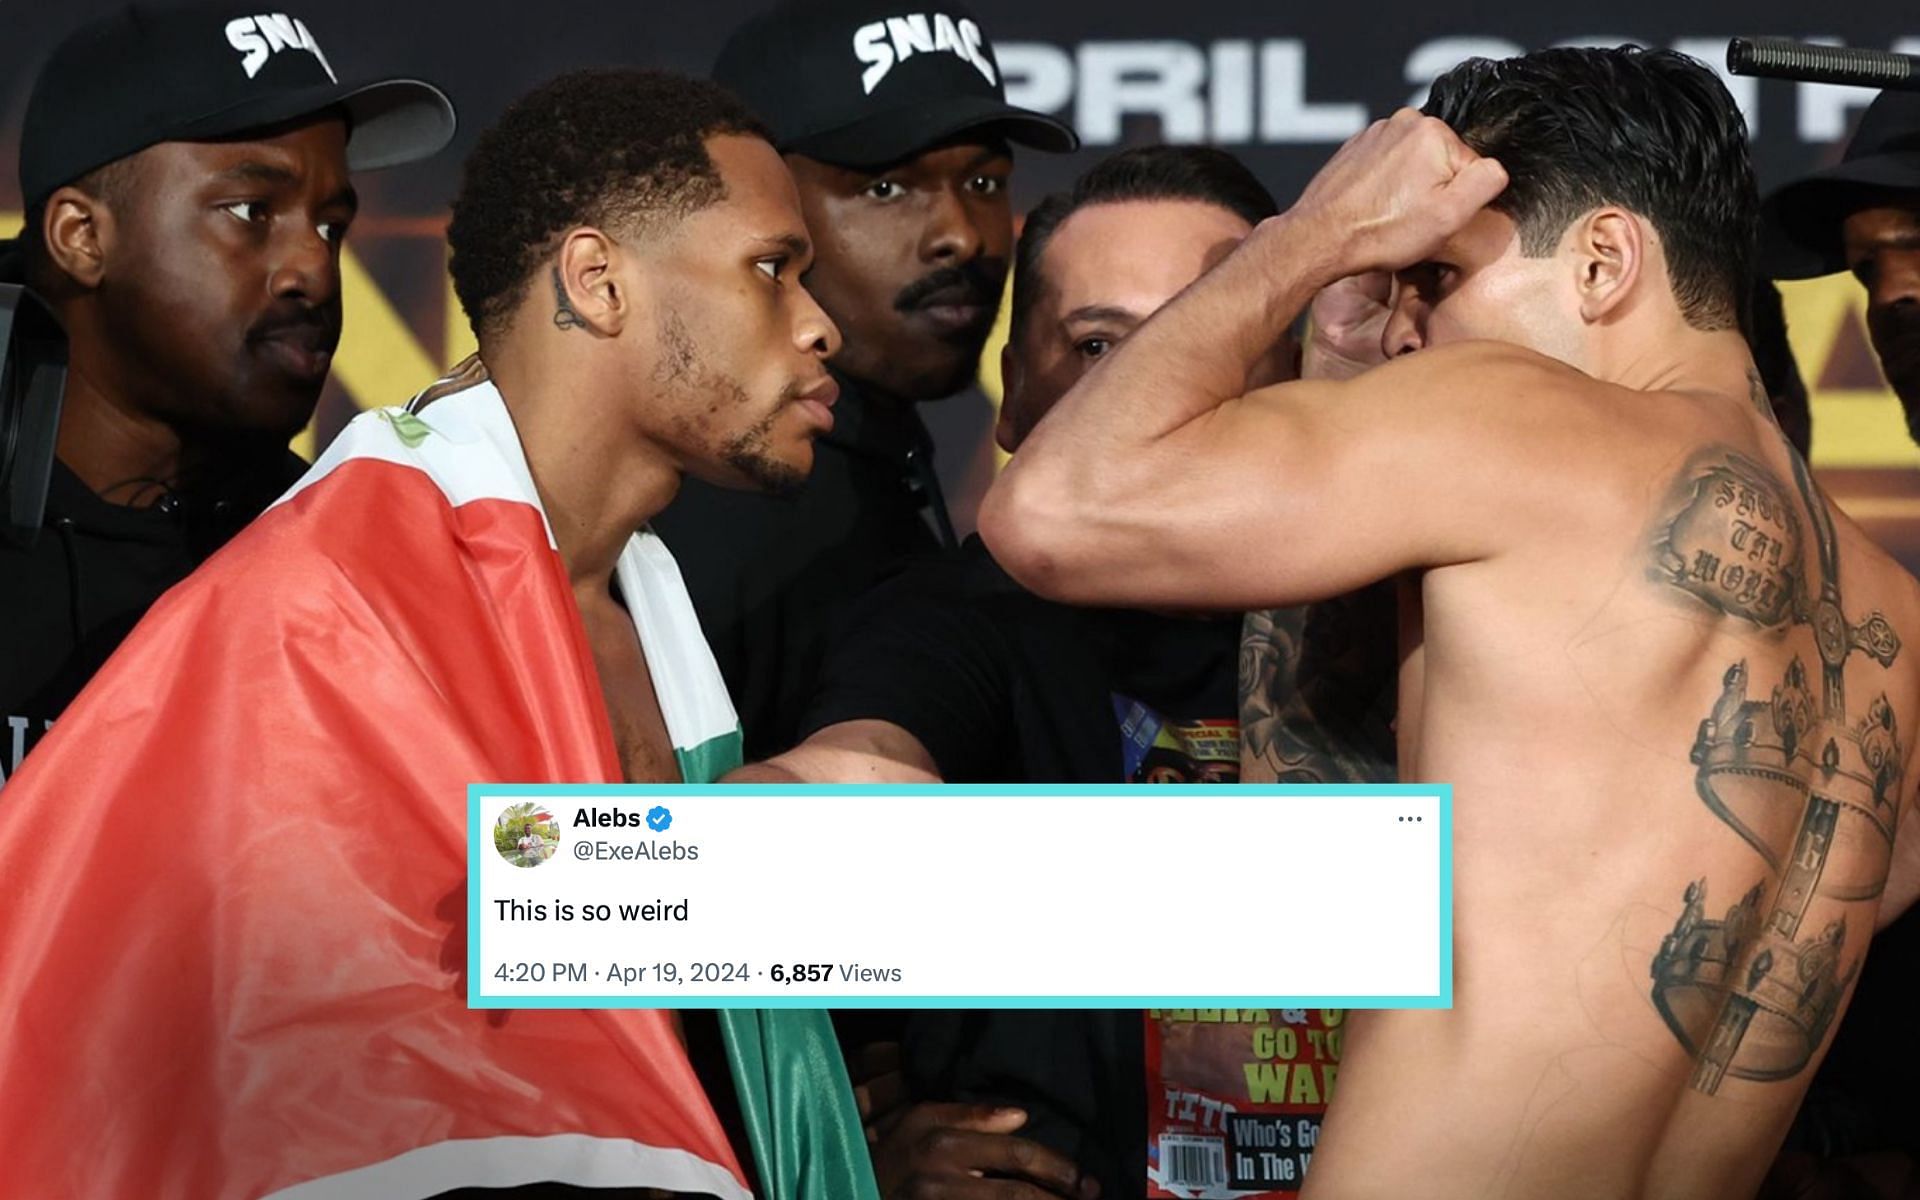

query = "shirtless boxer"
[981, 46, 1920, 1199]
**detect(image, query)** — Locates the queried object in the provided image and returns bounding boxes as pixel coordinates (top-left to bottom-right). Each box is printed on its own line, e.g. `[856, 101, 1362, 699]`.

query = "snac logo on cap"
[852, 13, 996, 95]
[224, 13, 337, 83]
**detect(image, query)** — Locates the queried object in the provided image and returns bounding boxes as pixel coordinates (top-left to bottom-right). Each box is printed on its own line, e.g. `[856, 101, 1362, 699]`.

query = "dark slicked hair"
[1423, 46, 1758, 333]
[448, 68, 769, 341]
[1009, 145, 1279, 340]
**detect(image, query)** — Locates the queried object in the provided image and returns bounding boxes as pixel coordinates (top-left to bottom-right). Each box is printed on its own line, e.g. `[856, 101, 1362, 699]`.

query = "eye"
[1851, 258, 1878, 288]
[317, 220, 349, 245]
[1074, 336, 1113, 360]
[863, 179, 904, 201]
[220, 200, 269, 224]
[1401, 262, 1454, 297]
[756, 258, 785, 281]
[968, 175, 1006, 197]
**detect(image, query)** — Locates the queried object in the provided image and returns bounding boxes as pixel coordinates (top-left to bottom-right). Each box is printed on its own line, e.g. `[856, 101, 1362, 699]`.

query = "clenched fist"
[1282, 108, 1508, 279]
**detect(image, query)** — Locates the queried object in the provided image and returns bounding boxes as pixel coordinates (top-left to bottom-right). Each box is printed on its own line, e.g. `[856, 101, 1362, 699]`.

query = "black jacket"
[1, 452, 303, 785]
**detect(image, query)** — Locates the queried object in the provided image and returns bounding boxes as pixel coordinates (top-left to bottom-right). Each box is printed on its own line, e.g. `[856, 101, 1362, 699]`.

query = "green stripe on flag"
[720, 1008, 881, 1200]
[684, 730, 873, 1196]
[675, 727, 744, 785]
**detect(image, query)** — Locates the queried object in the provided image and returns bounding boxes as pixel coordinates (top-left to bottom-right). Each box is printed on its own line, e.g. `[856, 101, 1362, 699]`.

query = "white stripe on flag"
[262, 1133, 753, 1200]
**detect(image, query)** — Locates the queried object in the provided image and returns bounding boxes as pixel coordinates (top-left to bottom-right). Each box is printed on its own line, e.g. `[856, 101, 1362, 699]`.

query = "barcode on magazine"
[1159, 1133, 1229, 1190]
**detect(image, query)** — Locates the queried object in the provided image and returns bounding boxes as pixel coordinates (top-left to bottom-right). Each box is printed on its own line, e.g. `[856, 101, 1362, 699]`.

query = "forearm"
[720, 720, 941, 785]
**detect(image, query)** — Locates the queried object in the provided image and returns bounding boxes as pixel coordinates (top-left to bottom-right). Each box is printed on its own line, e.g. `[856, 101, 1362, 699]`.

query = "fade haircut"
[1423, 46, 1758, 333]
[1009, 145, 1279, 341]
[447, 68, 770, 341]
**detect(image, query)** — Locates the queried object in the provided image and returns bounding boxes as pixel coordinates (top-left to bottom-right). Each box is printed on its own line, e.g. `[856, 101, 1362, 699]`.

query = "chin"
[199, 388, 319, 444]
[712, 446, 810, 498]
[899, 352, 985, 402]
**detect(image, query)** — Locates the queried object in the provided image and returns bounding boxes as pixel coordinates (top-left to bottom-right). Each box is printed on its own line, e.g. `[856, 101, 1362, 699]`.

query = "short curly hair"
[448, 68, 769, 341]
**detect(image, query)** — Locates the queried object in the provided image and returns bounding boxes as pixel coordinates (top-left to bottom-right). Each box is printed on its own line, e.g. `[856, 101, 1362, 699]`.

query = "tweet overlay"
[469, 784, 1450, 1008]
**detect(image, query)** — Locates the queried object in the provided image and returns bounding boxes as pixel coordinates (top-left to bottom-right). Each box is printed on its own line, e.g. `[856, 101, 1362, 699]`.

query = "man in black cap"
[0, 2, 453, 788]
[1758, 88, 1920, 1200]
[1762, 89, 1920, 443]
[652, 0, 1077, 761]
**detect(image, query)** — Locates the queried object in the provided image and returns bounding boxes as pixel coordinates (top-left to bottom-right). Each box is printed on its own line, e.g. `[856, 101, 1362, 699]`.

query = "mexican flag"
[0, 368, 876, 1199]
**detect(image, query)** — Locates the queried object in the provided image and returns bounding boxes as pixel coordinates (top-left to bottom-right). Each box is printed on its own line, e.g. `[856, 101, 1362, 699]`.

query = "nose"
[1383, 284, 1427, 358]
[268, 220, 340, 306]
[919, 186, 984, 265]
[796, 280, 842, 359]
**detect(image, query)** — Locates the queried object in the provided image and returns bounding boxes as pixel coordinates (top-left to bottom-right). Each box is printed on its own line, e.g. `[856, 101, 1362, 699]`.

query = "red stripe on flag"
[0, 459, 743, 1198]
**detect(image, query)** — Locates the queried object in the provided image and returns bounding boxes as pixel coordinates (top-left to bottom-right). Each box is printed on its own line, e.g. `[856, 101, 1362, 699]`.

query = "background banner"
[5, 1, 1916, 566]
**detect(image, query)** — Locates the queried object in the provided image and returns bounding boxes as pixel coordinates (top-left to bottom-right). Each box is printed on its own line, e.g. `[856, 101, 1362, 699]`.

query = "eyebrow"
[215, 161, 300, 187]
[961, 144, 1013, 174]
[1061, 304, 1141, 326]
[210, 161, 357, 218]
[752, 233, 811, 257]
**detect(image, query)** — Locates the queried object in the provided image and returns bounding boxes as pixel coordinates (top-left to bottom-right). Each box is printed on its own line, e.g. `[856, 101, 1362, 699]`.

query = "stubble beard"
[656, 308, 809, 497]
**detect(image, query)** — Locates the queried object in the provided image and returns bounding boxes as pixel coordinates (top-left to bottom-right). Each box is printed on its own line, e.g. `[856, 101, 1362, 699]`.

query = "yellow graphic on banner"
[1780, 275, 1920, 469]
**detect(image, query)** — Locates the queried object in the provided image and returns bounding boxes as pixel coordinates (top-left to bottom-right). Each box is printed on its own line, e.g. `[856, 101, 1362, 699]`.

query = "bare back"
[1304, 370, 1920, 1200]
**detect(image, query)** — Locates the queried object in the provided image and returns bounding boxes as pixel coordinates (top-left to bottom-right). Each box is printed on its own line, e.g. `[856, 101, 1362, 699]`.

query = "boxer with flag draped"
[0, 69, 872, 1199]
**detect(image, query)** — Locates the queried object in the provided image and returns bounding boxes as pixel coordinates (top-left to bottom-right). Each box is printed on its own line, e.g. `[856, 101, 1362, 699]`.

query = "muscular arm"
[980, 111, 1513, 611]
[723, 719, 941, 784]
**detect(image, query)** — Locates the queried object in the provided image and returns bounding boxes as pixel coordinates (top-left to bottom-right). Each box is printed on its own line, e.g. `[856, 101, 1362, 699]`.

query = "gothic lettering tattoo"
[1650, 452, 1802, 628]
[1648, 440, 1904, 1095]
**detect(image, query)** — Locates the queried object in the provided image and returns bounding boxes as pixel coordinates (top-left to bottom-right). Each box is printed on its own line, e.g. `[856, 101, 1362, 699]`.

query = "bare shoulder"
[1334, 339, 1593, 400]
[1249, 340, 1709, 526]
[1276, 340, 1684, 455]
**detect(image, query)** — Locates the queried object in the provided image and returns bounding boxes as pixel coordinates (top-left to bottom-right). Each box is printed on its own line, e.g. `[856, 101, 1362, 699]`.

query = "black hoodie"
[0, 451, 303, 786]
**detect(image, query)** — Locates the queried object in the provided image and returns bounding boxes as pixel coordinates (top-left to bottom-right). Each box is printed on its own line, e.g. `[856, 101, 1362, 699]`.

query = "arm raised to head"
[980, 110, 1520, 611]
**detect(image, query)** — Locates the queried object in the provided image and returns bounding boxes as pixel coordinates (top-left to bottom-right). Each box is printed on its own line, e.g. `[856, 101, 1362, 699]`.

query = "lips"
[906, 286, 996, 335]
[794, 375, 839, 433]
[250, 323, 338, 383]
[915, 302, 994, 332]
[796, 376, 840, 408]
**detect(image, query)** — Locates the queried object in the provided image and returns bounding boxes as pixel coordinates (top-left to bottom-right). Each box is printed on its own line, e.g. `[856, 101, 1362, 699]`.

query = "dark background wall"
[5, 1, 1918, 564]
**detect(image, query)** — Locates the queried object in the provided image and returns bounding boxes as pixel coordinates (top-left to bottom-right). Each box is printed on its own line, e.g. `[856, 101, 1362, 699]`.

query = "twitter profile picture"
[496, 803, 559, 868]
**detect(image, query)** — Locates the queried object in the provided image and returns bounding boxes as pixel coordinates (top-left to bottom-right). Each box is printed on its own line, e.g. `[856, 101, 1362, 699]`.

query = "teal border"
[468, 783, 1453, 1011]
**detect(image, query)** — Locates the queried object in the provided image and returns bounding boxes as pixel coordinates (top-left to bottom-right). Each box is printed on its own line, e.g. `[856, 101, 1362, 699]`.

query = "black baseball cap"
[18, 3, 457, 210]
[1761, 90, 1920, 280]
[712, 0, 1077, 169]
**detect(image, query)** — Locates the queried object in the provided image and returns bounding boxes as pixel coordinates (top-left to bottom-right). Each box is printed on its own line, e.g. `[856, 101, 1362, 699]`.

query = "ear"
[1571, 207, 1642, 324]
[994, 341, 1021, 454]
[551, 227, 630, 336]
[41, 186, 113, 290]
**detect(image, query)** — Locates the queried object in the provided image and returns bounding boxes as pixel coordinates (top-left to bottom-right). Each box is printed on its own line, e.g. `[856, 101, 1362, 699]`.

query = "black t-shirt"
[801, 535, 1241, 1199]
[802, 536, 1239, 782]
[650, 372, 953, 761]
[1, 453, 302, 785]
